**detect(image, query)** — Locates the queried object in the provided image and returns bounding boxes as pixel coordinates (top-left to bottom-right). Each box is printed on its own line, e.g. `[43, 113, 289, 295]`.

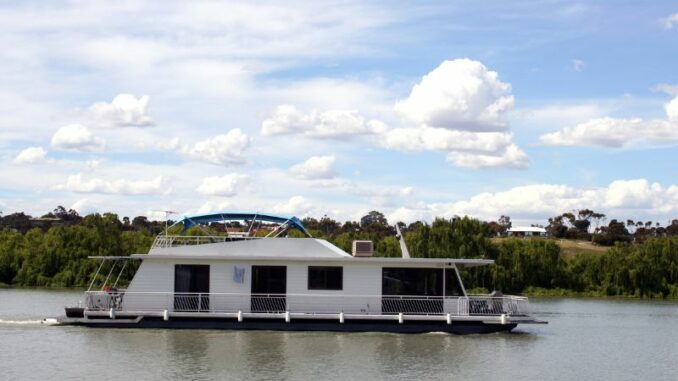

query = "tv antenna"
[153, 210, 177, 236]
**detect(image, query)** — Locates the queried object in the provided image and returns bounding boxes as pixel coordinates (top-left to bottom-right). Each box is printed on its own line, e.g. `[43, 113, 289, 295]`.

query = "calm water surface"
[1, 289, 677, 380]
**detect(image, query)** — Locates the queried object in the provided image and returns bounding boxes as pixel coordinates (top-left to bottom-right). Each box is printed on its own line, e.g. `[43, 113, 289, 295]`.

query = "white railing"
[84, 291, 530, 317]
[461, 295, 530, 316]
[151, 235, 263, 249]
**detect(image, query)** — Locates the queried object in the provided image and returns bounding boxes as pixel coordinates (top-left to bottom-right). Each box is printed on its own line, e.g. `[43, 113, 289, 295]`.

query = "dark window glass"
[381, 268, 443, 314]
[382, 268, 443, 296]
[251, 266, 287, 312]
[445, 268, 464, 296]
[251, 266, 287, 294]
[174, 264, 210, 311]
[308, 266, 343, 290]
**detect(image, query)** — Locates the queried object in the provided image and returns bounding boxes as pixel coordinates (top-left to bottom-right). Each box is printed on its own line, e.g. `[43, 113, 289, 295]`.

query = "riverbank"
[522, 287, 678, 299]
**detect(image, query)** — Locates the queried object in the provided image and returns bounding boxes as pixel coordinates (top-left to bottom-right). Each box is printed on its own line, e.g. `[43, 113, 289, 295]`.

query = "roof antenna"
[153, 210, 177, 236]
[395, 223, 410, 258]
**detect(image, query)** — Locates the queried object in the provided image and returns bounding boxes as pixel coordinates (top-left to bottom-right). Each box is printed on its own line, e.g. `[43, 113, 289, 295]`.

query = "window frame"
[307, 266, 343, 291]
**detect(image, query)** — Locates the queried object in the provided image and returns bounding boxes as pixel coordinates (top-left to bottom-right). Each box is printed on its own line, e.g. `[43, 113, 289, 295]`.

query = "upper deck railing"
[83, 291, 530, 317]
[151, 235, 263, 249]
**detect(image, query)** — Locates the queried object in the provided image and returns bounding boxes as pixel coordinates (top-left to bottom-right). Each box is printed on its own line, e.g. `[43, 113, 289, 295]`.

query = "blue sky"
[0, 1, 676, 225]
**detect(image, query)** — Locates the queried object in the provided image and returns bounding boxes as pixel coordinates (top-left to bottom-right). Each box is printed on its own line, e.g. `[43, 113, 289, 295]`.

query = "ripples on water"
[1, 289, 677, 380]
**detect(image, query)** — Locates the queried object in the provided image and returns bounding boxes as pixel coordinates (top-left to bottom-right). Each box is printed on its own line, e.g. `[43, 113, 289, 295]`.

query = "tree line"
[0, 207, 677, 298]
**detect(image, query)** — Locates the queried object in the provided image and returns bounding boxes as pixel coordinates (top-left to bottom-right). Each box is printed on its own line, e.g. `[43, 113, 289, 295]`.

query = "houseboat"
[52, 212, 546, 334]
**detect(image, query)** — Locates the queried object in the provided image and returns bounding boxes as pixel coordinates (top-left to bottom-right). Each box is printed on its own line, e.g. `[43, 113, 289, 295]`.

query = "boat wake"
[0, 318, 45, 325]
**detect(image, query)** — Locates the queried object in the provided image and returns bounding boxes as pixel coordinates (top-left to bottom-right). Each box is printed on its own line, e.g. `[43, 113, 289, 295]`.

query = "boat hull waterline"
[54, 316, 523, 334]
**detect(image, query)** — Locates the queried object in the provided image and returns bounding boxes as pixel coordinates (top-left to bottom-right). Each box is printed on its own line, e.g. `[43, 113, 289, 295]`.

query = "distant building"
[507, 226, 547, 237]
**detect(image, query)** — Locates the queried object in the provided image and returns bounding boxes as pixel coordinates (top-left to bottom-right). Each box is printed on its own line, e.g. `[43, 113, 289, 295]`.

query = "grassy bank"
[492, 237, 609, 258]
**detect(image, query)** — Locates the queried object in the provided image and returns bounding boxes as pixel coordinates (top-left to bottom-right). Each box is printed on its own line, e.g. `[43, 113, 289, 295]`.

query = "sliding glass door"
[174, 264, 210, 312]
[251, 266, 287, 312]
[381, 268, 444, 314]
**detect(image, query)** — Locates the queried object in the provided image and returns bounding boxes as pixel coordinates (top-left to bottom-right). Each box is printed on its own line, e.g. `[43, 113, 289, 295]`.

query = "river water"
[1, 289, 676, 380]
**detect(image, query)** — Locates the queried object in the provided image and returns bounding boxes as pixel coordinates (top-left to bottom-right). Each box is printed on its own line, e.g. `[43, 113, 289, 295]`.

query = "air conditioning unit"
[352, 240, 373, 257]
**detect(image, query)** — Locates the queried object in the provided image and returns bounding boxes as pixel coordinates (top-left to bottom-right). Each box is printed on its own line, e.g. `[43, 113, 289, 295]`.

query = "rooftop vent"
[352, 240, 373, 257]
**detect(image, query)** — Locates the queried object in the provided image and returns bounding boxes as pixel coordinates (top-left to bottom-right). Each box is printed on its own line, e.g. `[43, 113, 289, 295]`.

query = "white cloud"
[88, 94, 154, 128]
[540, 117, 643, 147]
[387, 179, 678, 224]
[289, 155, 336, 179]
[272, 195, 313, 216]
[58, 173, 168, 195]
[381, 126, 512, 153]
[156, 137, 181, 151]
[197, 200, 233, 214]
[512, 103, 606, 128]
[666, 96, 678, 121]
[572, 59, 585, 72]
[70, 198, 98, 215]
[394, 59, 514, 132]
[539, 94, 678, 147]
[387, 203, 433, 224]
[604, 179, 660, 209]
[660, 13, 678, 29]
[381, 126, 529, 169]
[652, 83, 678, 96]
[377, 59, 528, 169]
[445, 144, 530, 169]
[14, 146, 48, 164]
[180, 129, 250, 165]
[51, 124, 106, 152]
[262, 105, 386, 138]
[400, 186, 413, 197]
[196, 174, 249, 196]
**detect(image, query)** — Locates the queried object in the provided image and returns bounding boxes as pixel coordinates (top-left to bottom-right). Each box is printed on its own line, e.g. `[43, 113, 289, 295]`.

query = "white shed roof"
[508, 226, 546, 233]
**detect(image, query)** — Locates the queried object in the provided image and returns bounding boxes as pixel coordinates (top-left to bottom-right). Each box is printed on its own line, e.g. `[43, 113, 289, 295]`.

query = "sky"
[0, 0, 677, 226]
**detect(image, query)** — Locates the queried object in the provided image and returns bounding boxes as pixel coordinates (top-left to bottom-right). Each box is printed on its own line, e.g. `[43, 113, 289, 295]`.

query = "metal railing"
[151, 235, 263, 249]
[83, 291, 530, 317]
[462, 295, 530, 316]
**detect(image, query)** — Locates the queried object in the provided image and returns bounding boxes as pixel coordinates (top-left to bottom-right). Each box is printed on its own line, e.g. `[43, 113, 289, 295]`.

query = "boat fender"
[284, 311, 290, 323]
[500, 314, 507, 325]
[446, 313, 452, 325]
[398, 313, 404, 324]
[109, 308, 115, 319]
[163, 310, 169, 321]
[237, 311, 243, 322]
[339, 312, 344, 324]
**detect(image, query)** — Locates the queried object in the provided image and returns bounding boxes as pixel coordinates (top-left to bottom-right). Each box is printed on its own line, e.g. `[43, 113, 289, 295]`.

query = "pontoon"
[52, 212, 546, 334]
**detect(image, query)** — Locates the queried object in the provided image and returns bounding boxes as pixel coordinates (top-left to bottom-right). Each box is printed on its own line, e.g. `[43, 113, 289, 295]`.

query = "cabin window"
[382, 268, 443, 296]
[308, 266, 343, 290]
[445, 268, 465, 296]
[174, 264, 210, 311]
[381, 268, 443, 314]
[251, 266, 287, 294]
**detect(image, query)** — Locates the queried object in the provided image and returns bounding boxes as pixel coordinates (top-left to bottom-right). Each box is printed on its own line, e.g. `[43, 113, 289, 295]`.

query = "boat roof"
[133, 238, 494, 267]
[173, 212, 311, 237]
[148, 238, 350, 258]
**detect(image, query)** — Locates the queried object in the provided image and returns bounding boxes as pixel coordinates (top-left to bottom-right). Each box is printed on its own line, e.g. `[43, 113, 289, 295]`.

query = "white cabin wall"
[124, 261, 174, 311]
[123, 258, 462, 315]
[286, 262, 382, 314]
[210, 262, 252, 312]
